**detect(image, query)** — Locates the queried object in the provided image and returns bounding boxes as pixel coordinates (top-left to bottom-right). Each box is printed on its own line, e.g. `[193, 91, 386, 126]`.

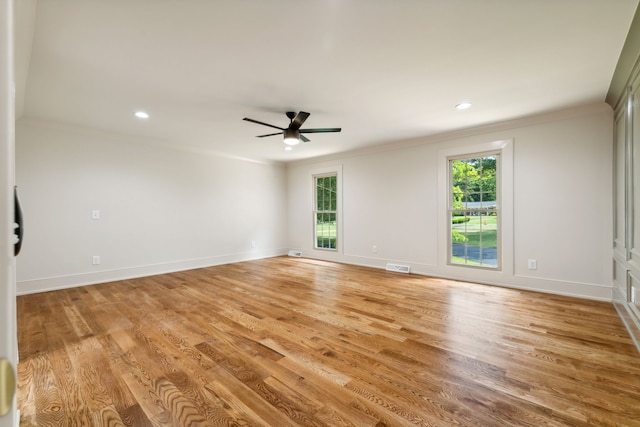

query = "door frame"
[0, 0, 17, 425]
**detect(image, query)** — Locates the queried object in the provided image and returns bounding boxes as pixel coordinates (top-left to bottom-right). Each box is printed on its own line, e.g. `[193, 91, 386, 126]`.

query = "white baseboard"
[303, 252, 613, 301]
[18, 249, 613, 302]
[17, 248, 288, 295]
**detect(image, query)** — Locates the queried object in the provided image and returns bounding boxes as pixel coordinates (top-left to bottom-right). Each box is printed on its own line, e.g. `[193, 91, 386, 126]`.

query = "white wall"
[287, 103, 614, 300]
[15, 103, 614, 300]
[16, 120, 288, 294]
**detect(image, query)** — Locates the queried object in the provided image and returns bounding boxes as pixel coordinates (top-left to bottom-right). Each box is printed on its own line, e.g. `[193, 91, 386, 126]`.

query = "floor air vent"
[385, 263, 410, 273]
[288, 250, 302, 257]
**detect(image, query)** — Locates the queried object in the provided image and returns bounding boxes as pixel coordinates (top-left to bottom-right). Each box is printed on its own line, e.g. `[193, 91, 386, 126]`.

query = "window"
[449, 152, 500, 268]
[314, 174, 337, 250]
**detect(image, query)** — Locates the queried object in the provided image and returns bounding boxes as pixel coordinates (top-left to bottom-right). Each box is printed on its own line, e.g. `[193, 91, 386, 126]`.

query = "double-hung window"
[314, 174, 338, 250]
[448, 152, 500, 268]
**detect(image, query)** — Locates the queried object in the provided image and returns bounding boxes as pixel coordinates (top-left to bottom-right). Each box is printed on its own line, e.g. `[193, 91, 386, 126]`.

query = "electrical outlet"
[91, 209, 100, 220]
[251, 240, 256, 248]
[92, 255, 101, 265]
[372, 245, 377, 253]
[528, 259, 537, 270]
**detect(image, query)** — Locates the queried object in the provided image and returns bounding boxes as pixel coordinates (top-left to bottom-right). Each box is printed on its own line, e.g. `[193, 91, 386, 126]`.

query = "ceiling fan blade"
[256, 132, 282, 138]
[243, 117, 285, 131]
[300, 134, 310, 143]
[299, 128, 342, 133]
[290, 111, 310, 130]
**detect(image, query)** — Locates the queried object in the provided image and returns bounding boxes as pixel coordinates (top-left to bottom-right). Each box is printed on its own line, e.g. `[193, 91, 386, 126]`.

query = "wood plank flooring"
[16, 257, 640, 426]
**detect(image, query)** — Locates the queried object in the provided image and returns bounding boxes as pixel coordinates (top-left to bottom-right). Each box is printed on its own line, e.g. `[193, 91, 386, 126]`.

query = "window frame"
[447, 150, 502, 270]
[313, 172, 339, 251]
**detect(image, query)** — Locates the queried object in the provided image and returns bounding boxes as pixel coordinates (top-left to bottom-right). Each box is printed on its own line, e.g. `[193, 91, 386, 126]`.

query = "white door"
[0, 0, 17, 426]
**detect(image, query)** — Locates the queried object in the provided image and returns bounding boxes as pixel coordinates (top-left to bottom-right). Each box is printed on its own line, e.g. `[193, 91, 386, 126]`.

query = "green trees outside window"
[450, 153, 499, 268]
[315, 174, 337, 250]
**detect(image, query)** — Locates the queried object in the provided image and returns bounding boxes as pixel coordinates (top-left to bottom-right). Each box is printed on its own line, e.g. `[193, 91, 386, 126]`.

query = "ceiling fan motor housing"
[283, 128, 300, 145]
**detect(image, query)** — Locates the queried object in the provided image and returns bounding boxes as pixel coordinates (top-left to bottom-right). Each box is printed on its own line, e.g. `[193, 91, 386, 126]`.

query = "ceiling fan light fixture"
[283, 128, 300, 145]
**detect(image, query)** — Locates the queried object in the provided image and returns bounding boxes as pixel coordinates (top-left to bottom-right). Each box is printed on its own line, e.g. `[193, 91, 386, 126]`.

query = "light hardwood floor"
[16, 257, 640, 426]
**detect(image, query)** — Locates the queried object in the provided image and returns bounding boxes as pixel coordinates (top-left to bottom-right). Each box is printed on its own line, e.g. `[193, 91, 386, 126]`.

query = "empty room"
[2, 0, 640, 426]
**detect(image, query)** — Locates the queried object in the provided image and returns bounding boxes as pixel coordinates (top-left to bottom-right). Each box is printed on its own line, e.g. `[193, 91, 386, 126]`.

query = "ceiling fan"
[243, 111, 341, 146]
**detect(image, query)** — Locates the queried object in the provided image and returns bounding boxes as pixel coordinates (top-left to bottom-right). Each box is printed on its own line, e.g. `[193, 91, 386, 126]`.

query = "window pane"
[481, 193, 496, 209]
[481, 176, 496, 194]
[451, 212, 498, 267]
[481, 156, 496, 173]
[330, 191, 337, 210]
[316, 214, 337, 249]
[451, 161, 468, 190]
[315, 178, 323, 210]
[467, 192, 481, 205]
[483, 191, 496, 202]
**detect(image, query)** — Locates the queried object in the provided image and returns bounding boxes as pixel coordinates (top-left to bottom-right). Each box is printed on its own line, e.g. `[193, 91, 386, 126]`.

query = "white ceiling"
[15, 0, 639, 163]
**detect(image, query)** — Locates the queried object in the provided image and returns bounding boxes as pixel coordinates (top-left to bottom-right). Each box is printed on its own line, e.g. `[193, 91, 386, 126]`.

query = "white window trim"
[437, 140, 514, 276]
[310, 165, 343, 254]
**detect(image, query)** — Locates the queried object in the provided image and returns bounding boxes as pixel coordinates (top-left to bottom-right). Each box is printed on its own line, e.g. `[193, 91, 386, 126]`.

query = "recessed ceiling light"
[455, 102, 472, 110]
[284, 146, 293, 151]
[134, 111, 149, 119]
